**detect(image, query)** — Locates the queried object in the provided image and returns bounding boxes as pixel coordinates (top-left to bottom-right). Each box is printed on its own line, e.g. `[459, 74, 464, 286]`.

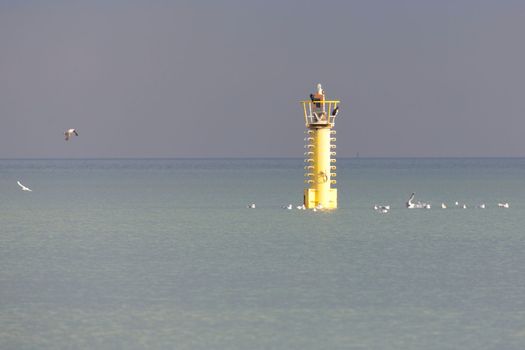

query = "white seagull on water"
[17, 180, 32, 192]
[406, 193, 417, 208]
[374, 204, 390, 214]
[64, 128, 79, 141]
[406, 193, 429, 209]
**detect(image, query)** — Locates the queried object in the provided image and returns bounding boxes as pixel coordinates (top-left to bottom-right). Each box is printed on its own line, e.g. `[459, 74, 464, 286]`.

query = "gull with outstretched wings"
[17, 180, 32, 192]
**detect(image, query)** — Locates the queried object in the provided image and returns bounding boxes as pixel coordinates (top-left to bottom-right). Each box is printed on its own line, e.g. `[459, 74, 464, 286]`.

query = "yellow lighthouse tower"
[302, 83, 340, 209]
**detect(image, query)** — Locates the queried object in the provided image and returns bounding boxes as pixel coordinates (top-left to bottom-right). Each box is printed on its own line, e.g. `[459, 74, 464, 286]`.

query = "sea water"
[1, 158, 525, 349]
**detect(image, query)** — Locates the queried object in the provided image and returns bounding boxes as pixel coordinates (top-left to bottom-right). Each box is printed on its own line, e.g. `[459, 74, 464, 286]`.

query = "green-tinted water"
[1, 158, 525, 349]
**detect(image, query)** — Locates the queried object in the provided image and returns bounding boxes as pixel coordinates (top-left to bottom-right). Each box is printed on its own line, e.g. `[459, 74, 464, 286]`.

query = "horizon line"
[2, 156, 525, 160]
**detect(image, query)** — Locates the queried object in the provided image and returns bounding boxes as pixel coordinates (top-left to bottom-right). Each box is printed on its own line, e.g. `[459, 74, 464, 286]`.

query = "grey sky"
[1, 0, 525, 158]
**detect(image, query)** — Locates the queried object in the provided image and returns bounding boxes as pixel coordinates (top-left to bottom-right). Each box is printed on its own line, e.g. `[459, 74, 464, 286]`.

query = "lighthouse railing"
[301, 100, 340, 127]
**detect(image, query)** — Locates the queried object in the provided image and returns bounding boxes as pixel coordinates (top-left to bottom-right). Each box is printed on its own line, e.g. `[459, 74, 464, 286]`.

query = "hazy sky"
[1, 0, 525, 158]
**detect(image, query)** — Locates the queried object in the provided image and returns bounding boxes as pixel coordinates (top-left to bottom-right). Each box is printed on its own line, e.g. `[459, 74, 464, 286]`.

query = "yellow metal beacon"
[302, 83, 340, 209]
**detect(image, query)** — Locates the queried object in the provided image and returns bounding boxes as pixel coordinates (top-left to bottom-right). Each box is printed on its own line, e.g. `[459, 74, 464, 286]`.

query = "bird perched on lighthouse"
[64, 128, 79, 141]
[316, 83, 324, 95]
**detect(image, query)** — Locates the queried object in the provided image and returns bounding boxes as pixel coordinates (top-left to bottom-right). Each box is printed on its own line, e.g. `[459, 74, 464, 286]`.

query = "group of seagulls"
[248, 193, 511, 214]
[16, 128, 78, 193]
[16, 127, 518, 216]
[284, 204, 307, 210]
[247, 203, 317, 211]
[373, 193, 510, 214]
[373, 205, 390, 214]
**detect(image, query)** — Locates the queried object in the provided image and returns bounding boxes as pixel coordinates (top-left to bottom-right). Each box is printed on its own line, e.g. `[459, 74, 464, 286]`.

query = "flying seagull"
[17, 180, 32, 192]
[64, 128, 79, 141]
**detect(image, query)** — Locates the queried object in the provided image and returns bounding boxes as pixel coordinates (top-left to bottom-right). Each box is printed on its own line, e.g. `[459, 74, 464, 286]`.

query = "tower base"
[304, 188, 338, 209]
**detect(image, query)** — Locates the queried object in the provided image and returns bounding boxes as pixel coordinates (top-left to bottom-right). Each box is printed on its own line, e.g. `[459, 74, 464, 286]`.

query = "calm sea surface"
[1, 158, 525, 349]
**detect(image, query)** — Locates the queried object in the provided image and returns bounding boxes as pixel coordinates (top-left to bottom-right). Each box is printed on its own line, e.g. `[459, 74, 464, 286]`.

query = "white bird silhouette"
[497, 202, 510, 208]
[64, 128, 79, 141]
[17, 180, 32, 192]
[406, 193, 416, 208]
[406, 193, 429, 209]
[441, 203, 447, 209]
[316, 83, 324, 95]
[247, 203, 256, 209]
